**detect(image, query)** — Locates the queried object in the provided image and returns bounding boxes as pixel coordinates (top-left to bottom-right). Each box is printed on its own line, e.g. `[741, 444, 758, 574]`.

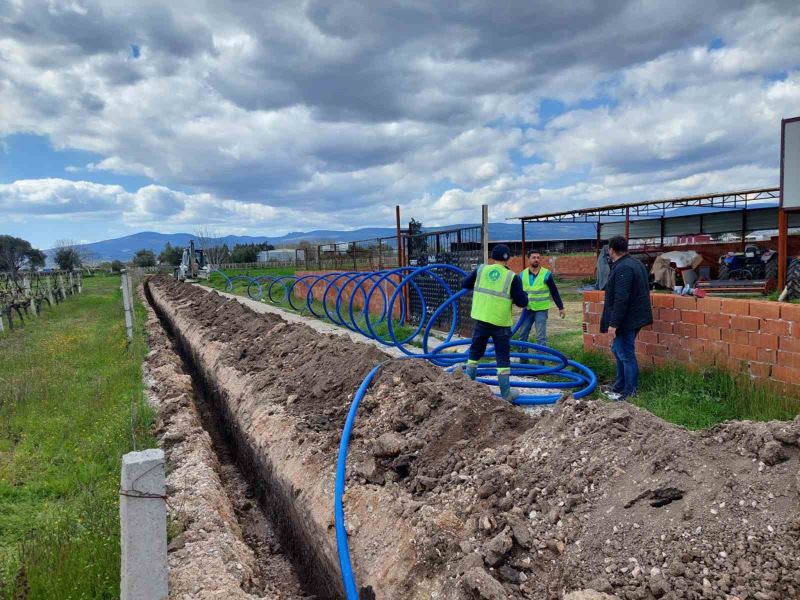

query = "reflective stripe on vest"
[470, 264, 514, 327]
[521, 267, 551, 311]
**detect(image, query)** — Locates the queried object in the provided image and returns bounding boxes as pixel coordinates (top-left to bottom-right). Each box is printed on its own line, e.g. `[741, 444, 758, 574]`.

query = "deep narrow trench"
[145, 282, 338, 599]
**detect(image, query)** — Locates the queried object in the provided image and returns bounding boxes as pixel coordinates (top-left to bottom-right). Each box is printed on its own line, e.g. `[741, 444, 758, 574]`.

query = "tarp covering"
[651, 251, 703, 289]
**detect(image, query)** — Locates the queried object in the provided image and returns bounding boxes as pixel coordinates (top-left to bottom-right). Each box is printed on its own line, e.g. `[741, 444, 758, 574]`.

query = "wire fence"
[316, 236, 401, 271]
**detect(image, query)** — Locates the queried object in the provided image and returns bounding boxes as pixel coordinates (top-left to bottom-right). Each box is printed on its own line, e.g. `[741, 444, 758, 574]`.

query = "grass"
[0, 274, 153, 599]
[550, 330, 800, 429]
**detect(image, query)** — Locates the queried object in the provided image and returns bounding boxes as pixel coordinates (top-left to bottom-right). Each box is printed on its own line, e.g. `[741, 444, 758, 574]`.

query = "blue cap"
[491, 244, 511, 261]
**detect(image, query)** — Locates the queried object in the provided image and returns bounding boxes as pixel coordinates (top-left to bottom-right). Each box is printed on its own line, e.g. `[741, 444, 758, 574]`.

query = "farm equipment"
[174, 241, 210, 282]
[717, 245, 778, 281]
[693, 245, 779, 296]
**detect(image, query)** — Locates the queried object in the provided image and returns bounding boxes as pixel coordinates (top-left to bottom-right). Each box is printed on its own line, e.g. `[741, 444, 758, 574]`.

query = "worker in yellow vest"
[517, 250, 565, 363]
[461, 244, 528, 401]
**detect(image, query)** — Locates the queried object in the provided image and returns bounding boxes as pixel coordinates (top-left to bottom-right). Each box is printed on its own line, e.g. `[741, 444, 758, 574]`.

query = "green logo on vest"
[487, 268, 501, 282]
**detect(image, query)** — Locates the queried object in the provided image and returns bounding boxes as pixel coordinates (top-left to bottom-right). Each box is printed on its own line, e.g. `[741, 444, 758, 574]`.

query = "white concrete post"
[126, 271, 134, 323]
[0, 310, 4, 333]
[120, 448, 168, 600]
[121, 270, 134, 341]
[77, 271, 82, 294]
[58, 274, 66, 299]
[22, 275, 36, 317]
[46, 277, 55, 306]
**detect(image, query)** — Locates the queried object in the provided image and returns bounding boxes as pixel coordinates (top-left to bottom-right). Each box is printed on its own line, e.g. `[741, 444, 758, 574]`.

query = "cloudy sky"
[2, 1, 799, 248]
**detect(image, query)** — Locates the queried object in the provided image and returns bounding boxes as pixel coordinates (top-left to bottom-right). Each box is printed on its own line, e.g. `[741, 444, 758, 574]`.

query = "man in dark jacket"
[600, 236, 653, 400]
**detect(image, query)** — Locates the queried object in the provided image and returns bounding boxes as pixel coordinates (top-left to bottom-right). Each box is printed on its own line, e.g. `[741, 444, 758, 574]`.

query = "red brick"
[731, 315, 761, 331]
[582, 291, 603, 302]
[660, 308, 680, 322]
[761, 319, 791, 336]
[687, 338, 706, 353]
[749, 331, 779, 350]
[697, 298, 721, 313]
[749, 301, 781, 319]
[730, 343, 757, 361]
[639, 330, 659, 345]
[749, 362, 771, 378]
[720, 298, 750, 315]
[777, 351, 800, 369]
[721, 328, 750, 345]
[697, 325, 722, 341]
[638, 354, 655, 366]
[645, 344, 668, 357]
[781, 336, 800, 353]
[772, 365, 800, 385]
[635, 341, 646, 354]
[658, 333, 681, 349]
[673, 296, 697, 310]
[640, 323, 653, 331]
[757, 348, 777, 363]
[706, 340, 730, 359]
[705, 313, 731, 328]
[586, 302, 603, 315]
[674, 322, 697, 338]
[673, 347, 692, 362]
[652, 294, 674, 308]
[781, 303, 800, 322]
[653, 321, 674, 334]
[583, 333, 593, 350]
[652, 356, 669, 367]
[680, 310, 705, 325]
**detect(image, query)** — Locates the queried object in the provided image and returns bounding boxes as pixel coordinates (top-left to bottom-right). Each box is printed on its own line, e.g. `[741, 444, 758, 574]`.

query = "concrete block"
[120, 448, 167, 600]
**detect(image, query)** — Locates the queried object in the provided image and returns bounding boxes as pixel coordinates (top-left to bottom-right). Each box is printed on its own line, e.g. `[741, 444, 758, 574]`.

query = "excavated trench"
[145, 275, 800, 600]
[145, 281, 336, 599]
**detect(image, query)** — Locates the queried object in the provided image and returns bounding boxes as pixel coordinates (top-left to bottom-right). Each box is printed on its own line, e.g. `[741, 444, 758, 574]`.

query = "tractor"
[174, 240, 210, 282]
[718, 245, 778, 281]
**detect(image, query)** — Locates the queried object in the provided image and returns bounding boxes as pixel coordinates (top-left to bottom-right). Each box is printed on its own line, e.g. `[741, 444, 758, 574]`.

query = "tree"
[133, 249, 156, 267]
[231, 243, 260, 263]
[158, 242, 183, 266]
[195, 226, 227, 267]
[55, 247, 82, 270]
[111, 260, 124, 273]
[54, 239, 93, 268]
[0, 235, 46, 273]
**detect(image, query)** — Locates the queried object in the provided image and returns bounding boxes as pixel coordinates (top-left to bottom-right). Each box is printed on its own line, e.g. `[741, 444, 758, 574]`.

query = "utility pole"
[481, 204, 489, 264]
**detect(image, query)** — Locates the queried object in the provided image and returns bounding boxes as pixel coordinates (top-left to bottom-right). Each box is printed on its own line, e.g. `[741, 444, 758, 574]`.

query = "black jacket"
[601, 254, 653, 332]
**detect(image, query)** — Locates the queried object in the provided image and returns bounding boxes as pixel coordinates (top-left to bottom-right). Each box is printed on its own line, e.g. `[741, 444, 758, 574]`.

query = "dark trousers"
[611, 328, 640, 397]
[468, 320, 512, 369]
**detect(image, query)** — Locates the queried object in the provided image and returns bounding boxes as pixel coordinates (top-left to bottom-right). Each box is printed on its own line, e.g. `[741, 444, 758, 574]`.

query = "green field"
[0, 275, 153, 599]
[550, 330, 800, 429]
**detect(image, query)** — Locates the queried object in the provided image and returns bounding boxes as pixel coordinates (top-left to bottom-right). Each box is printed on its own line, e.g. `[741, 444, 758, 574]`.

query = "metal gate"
[403, 226, 483, 337]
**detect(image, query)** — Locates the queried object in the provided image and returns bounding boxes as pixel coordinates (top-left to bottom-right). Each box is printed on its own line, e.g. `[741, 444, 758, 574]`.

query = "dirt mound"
[149, 277, 800, 599]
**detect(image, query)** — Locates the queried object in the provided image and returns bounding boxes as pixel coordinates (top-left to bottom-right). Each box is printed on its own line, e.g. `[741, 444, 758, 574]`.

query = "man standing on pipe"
[461, 244, 528, 401]
[516, 250, 565, 363]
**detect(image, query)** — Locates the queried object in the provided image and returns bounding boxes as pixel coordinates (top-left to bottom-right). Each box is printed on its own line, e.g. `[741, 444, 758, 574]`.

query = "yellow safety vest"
[521, 267, 551, 311]
[470, 264, 514, 327]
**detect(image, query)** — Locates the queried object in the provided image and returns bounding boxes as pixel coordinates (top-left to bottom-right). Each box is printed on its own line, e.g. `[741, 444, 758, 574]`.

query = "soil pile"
[149, 277, 800, 600]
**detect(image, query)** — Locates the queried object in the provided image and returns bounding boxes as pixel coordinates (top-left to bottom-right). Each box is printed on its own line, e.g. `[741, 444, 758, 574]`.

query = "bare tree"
[194, 226, 226, 267]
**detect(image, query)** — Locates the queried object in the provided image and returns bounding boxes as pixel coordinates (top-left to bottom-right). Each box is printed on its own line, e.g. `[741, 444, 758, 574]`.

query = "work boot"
[498, 374, 519, 403]
[465, 364, 477, 381]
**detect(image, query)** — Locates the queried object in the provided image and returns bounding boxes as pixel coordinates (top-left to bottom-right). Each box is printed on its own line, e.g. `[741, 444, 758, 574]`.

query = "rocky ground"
[147, 276, 800, 600]
[141, 285, 308, 599]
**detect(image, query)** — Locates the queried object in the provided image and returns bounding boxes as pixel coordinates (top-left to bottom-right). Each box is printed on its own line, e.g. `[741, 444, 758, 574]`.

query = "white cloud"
[0, 0, 799, 244]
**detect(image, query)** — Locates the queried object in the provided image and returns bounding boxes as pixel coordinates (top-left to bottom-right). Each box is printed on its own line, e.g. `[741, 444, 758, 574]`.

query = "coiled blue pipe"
[206, 265, 597, 598]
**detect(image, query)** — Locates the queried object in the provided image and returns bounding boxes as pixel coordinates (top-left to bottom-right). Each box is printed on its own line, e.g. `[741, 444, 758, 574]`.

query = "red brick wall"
[583, 291, 800, 393]
[509, 255, 596, 278]
[294, 270, 402, 318]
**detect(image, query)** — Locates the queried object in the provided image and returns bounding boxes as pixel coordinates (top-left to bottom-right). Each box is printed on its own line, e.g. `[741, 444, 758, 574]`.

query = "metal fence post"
[481, 204, 489, 265]
[121, 270, 134, 341]
[120, 448, 168, 600]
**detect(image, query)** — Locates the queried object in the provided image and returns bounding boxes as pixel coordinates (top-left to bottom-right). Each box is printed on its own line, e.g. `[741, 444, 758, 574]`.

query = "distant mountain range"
[46, 222, 597, 262]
